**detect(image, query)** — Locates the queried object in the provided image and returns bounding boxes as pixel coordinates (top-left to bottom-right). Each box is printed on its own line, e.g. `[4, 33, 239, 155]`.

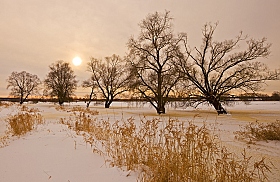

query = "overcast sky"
[1, 0, 279, 97]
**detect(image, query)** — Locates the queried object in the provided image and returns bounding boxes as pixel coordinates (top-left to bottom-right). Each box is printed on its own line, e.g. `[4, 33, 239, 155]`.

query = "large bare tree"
[44, 60, 78, 105]
[7, 71, 41, 104]
[177, 23, 279, 114]
[127, 11, 183, 114]
[85, 54, 130, 108]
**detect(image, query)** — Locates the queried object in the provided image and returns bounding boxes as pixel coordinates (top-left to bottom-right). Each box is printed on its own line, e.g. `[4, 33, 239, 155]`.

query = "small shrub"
[5, 111, 43, 136]
[235, 120, 280, 142]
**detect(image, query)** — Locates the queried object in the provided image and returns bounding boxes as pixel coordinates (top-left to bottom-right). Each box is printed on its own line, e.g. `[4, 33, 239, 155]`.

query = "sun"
[72, 56, 82, 66]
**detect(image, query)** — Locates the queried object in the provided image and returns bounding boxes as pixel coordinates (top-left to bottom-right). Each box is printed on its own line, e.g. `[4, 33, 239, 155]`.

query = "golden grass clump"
[5, 107, 44, 137]
[62, 113, 271, 182]
[0, 101, 13, 108]
[56, 105, 99, 116]
[55, 105, 67, 111]
[20, 105, 40, 112]
[71, 106, 99, 116]
[235, 120, 280, 142]
[0, 135, 10, 148]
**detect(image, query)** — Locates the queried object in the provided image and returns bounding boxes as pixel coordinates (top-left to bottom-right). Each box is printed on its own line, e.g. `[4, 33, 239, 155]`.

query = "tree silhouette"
[85, 54, 130, 108]
[177, 23, 279, 114]
[7, 71, 41, 104]
[44, 60, 78, 105]
[127, 11, 183, 114]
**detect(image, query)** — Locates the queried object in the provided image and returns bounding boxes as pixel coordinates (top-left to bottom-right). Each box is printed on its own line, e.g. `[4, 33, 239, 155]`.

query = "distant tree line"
[1, 92, 280, 103]
[5, 11, 279, 114]
[238, 92, 280, 101]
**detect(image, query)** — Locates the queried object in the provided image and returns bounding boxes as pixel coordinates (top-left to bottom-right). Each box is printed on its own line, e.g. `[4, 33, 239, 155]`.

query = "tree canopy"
[6, 71, 41, 104]
[44, 60, 78, 105]
[177, 23, 279, 114]
[127, 11, 184, 114]
[85, 54, 130, 108]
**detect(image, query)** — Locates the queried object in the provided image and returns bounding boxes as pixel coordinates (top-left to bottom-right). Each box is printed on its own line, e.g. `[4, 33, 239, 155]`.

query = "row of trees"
[7, 61, 78, 105]
[6, 11, 279, 114]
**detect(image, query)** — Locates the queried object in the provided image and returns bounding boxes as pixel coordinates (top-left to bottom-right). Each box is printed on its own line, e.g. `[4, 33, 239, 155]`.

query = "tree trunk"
[20, 94, 24, 104]
[59, 100, 64, 105]
[20, 97, 24, 104]
[157, 99, 166, 114]
[105, 99, 112, 108]
[157, 66, 165, 114]
[156, 96, 166, 114]
[209, 97, 227, 114]
[86, 87, 94, 108]
[105, 102, 110, 108]
[156, 106, 165, 114]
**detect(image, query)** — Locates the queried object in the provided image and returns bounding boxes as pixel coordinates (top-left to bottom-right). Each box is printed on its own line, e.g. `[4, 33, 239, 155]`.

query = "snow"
[0, 123, 135, 182]
[0, 101, 280, 181]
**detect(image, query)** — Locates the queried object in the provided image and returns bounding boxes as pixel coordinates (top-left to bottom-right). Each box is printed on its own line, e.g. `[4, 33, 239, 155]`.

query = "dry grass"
[6, 112, 43, 136]
[0, 135, 10, 148]
[235, 120, 280, 142]
[19, 105, 40, 113]
[0, 105, 44, 147]
[6, 106, 44, 137]
[0, 101, 13, 107]
[63, 113, 272, 182]
[56, 105, 99, 116]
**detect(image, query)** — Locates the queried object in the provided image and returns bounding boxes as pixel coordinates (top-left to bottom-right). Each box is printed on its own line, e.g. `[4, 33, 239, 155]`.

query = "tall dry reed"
[63, 112, 271, 182]
[5, 106, 43, 136]
[235, 120, 280, 142]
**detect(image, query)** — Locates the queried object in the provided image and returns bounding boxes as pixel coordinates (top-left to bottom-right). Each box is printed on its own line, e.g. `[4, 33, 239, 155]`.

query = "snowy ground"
[0, 101, 279, 181]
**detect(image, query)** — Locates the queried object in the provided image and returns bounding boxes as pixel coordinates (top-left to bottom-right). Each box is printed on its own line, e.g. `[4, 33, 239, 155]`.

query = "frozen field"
[0, 101, 279, 181]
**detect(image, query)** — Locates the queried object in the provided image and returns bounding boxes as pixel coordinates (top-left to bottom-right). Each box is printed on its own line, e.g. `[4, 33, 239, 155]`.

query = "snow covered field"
[0, 101, 279, 181]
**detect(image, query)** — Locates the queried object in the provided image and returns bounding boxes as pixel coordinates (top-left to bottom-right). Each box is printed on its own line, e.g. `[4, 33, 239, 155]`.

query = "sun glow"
[72, 57, 82, 66]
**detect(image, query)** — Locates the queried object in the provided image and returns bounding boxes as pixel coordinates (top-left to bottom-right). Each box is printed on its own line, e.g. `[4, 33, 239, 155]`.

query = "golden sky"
[0, 0, 279, 97]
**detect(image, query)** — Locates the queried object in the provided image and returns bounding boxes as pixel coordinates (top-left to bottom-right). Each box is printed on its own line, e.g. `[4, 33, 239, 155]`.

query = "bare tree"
[44, 60, 78, 105]
[86, 54, 130, 108]
[127, 11, 183, 114]
[6, 71, 41, 104]
[81, 78, 96, 108]
[177, 23, 279, 114]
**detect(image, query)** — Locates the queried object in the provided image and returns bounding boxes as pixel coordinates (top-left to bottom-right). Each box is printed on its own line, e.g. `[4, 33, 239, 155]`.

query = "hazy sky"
[1, 0, 280, 97]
